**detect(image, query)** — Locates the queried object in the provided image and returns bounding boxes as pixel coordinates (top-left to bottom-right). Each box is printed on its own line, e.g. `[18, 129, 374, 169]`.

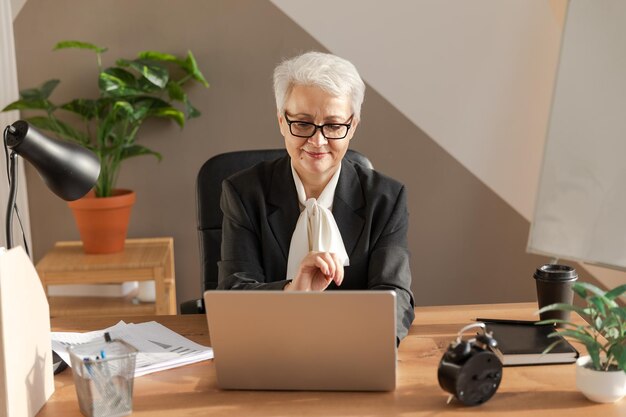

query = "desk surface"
[40, 302, 625, 416]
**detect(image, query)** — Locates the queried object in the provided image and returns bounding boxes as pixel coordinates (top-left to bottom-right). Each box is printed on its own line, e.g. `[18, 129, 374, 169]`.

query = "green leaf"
[20, 87, 42, 101]
[130, 95, 170, 110]
[594, 316, 603, 330]
[131, 96, 171, 110]
[136, 77, 161, 93]
[40, 79, 61, 99]
[589, 296, 607, 316]
[537, 303, 589, 318]
[2, 98, 54, 112]
[104, 67, 137, 86]
[117, 58, 169, 88]
[95, 98, 115, 119]
[148, 107, 185, 127]
[112, 100, 134, 117]
[572, 284, 588, 299]
[99, 69, 143, 96]
[20, 79, 60, 100]
[573, 282, 607, 299]
[605, 284, 626, 300]
[610, 307, 626, 321]
[550, 329, 600, 349]
[25, 116, 89, 145]
[182, 51, 209, 87]
[119, 144, 162, 161]
[167, 81, 185, 101]
[166, 82, 200, 119]
[609, 344, 626, 372]
[127, 101, 151, 121]
[535, 319, 576, 326]
[578, 283, 619, 309]
[123, 96, 170, 122]
[602, 315, 620, 333]
[54, 40, 107, 53]
[184, 95, 200, 119]
[541, 339, 566, 355]
[137, 51, 182, 64]
[97, 111, 121, 146]
[587, 345, 602, 371]
[60, 99, 98, 120]
[605, 327, 619, 339]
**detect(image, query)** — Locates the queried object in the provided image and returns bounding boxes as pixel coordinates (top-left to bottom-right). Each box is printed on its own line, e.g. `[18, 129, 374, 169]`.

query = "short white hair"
[273, 52, 366, 120]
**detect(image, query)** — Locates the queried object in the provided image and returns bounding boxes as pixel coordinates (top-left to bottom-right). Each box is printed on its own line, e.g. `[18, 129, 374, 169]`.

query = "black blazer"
[217, 155, 415, 342]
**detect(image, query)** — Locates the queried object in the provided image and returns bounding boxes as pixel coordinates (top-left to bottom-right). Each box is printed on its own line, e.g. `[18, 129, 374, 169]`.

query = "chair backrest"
[196, 149, 372, 291]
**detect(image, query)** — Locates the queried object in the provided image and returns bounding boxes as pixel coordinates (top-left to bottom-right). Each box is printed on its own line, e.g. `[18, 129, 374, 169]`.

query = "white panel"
[271, 0, 564, 220]
[529, 0, 626, 272]
[1, 0, 32, 253]
[0, 247, 55, 417]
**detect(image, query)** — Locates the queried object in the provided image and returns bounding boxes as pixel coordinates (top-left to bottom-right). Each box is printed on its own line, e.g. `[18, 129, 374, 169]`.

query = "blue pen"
[97, 349, 120, 406]
[83, 357, 94, 377]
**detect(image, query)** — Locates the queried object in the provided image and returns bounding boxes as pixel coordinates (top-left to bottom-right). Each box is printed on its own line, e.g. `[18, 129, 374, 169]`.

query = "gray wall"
[13, 0, 593, 309]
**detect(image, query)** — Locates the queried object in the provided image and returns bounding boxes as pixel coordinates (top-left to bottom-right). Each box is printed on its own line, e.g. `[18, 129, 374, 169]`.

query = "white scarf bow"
[285, 162, 350, 280]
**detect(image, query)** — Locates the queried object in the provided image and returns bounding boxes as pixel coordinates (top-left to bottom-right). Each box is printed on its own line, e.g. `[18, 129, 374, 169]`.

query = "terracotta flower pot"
[68, 189, 136, 254]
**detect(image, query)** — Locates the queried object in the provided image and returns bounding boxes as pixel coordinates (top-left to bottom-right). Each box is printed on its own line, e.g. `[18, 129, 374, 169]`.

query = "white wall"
[10, 0, 27, 20]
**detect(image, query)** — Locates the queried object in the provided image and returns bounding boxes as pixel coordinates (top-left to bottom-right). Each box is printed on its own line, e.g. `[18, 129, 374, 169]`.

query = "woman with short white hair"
[218, 52, 414, 343]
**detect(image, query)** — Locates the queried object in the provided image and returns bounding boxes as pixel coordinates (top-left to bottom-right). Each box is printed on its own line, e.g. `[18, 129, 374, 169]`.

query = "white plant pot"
[576, 355, 626, 403]
[137, 281, 156, 303]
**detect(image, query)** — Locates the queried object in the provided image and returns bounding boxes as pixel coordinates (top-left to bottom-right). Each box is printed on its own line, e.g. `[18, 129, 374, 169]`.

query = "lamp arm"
[5, 151, 17, 250]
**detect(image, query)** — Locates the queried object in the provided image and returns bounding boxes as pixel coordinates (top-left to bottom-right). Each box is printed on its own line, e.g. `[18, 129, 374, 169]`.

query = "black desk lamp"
[3, 120, 100, 248]
[3, 120, 100, 375]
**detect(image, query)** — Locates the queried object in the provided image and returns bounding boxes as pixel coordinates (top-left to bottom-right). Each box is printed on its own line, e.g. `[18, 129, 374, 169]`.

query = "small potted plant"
[2, 40, 208, 254]
[537, 282, 626, 403]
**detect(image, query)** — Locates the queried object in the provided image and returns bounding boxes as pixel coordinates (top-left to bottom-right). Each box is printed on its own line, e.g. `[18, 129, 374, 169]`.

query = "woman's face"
[278, 84, 358, 186]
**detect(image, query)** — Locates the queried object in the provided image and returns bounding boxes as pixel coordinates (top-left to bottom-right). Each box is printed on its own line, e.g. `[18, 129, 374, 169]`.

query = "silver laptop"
[204, 290, 397, 391]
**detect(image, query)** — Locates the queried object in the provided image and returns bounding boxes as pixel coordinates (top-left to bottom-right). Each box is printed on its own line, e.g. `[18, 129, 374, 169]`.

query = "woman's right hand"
[285, 251, 344, 291]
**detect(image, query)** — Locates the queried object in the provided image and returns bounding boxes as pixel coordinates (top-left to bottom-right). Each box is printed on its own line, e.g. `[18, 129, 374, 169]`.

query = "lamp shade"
[5, 120, 100, 201]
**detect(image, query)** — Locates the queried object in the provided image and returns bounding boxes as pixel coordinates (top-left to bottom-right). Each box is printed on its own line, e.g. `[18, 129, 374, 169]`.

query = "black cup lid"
[533, 264, 578, 281]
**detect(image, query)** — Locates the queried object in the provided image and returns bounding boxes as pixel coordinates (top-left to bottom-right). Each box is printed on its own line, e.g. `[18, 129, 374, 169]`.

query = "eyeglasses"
[284, 112, 353, 140]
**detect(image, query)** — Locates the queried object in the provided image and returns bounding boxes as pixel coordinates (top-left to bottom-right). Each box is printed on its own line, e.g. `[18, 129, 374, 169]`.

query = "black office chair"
[180, 149, 373, 314]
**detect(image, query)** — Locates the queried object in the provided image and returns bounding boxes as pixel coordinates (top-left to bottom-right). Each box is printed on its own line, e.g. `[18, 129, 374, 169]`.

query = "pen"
[83, 358, 94, 377]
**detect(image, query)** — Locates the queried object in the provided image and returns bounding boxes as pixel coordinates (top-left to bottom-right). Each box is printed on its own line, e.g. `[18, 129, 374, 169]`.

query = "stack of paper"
[51, 321, 214, 377]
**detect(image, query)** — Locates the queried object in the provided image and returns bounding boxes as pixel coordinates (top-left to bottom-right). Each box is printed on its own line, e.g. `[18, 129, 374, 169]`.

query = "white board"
[528, 0, 626, 270]
[0, 246, 54, 417]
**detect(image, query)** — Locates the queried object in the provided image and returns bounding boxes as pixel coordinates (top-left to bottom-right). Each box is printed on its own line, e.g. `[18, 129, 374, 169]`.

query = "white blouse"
[285, 161, 350, 281]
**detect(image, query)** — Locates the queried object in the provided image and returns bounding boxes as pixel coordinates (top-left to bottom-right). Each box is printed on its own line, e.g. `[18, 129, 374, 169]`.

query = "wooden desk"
[36, 237, 176, 317]
[39, 303, 625, 416]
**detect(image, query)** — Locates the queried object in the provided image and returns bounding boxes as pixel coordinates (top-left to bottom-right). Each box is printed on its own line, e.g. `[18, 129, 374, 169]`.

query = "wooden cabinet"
[36, 237, 176, 317]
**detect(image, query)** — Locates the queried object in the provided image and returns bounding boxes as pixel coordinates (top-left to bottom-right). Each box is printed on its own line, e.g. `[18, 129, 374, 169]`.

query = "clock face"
[437, 342, 502, 405]
[455, 351, 503, 406]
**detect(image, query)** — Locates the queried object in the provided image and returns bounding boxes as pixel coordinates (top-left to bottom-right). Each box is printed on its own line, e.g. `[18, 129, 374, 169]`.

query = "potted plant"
[2, 40, 208, 254]
[537, 282, 626, 403]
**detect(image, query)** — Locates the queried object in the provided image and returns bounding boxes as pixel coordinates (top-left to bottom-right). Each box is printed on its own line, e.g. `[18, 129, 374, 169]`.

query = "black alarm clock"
[437, 322, 503, 406]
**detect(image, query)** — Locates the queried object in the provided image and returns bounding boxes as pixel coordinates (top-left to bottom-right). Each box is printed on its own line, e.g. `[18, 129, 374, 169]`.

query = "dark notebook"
[476, 319, 579, 366]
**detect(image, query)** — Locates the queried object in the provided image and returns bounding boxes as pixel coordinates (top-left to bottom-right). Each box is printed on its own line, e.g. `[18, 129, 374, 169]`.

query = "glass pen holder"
[68, 339, 138, 417]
